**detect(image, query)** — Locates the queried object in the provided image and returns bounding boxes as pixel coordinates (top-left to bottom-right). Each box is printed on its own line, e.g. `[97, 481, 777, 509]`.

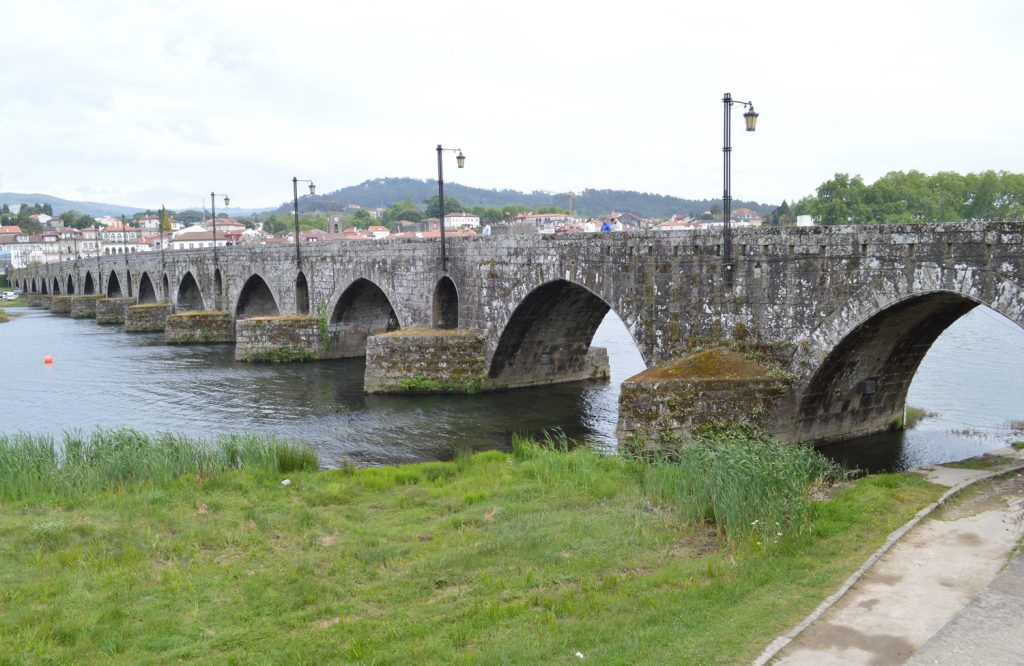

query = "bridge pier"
[25, 293, 49, 308]
[616, 347, 793, 453]
[124, 304, 172, 332]
[96, 297, 135, 324]
[364, 330, 487, 393]
[165, 311, 234, 344]
[235, 316, 324, 362]
[50, 296, 72, 315]
[69, 295, 100, 319]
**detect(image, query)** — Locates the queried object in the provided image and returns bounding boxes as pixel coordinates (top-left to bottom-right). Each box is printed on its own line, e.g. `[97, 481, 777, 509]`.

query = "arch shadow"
[432, 276, 458, 329]
[236, 274, 280, 319]
[488, 279, 634, 389]
[329, 278, 400, 357]
[176, 272, 204, 311]
[107, 271, 122, 297]
[138, 272, 157, 304]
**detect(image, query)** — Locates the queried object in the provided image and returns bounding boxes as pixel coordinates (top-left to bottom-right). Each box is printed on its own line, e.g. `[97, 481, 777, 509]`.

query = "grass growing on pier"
[0, 430, 941, 663]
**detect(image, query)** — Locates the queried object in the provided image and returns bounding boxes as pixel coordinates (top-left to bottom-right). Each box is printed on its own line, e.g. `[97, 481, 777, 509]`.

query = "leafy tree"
[423, 195, 464, 218]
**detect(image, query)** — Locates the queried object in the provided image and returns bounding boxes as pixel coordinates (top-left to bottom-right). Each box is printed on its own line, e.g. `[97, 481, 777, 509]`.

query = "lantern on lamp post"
[721, 92, 759, 285]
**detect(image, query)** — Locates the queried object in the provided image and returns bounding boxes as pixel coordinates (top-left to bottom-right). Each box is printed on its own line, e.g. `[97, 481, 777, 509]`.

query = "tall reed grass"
[637, 430, 845, 544]
[0, 428, 318, 501]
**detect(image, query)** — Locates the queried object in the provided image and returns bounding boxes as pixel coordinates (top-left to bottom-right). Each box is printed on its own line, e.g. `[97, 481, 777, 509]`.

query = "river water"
[0, 305, 1022, 471]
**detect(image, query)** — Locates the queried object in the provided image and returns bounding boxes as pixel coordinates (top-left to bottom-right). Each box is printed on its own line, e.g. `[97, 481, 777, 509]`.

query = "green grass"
[904, 405, 936, 429]
[1012, 441, 1024, 450]
[630, 429, 844, 544]
[0, 430, 941, 664]
[0, 429, 317, 502]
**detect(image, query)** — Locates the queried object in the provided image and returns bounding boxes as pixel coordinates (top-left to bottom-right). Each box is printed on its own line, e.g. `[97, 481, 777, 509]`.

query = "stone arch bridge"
[12, 221, 1024, 446]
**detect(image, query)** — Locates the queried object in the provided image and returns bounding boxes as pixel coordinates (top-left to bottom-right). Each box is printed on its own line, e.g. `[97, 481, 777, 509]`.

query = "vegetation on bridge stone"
[244, 346, 314, 363]
[0, 427, 942, 663]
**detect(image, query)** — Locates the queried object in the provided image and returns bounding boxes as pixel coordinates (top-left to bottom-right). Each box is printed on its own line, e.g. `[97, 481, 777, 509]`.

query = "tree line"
[792, 170, 1024, 225]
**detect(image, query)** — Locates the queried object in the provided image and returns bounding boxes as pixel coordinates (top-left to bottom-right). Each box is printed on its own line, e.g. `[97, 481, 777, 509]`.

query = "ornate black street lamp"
[210, 192, 230, 263]
[436, 144, 465, 273]
[292, 177, 316, 266]
[722, 92, 758, 284]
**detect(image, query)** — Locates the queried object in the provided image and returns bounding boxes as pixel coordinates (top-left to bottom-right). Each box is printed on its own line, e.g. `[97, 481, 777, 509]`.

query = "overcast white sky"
[1, 0, 1021, 211]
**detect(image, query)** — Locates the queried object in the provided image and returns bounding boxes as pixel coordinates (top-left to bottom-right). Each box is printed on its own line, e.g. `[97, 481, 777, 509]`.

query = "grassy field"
[0, 430, 942, 664]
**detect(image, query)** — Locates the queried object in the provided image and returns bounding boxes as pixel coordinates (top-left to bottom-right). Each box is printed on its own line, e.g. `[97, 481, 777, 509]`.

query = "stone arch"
[83, 271, 95, 295]
[236, 274, 280, 319]
[65, 274, 76, 295]
[138, 272, 157, 304]
[329, 278, 400, 357]
[214, 269, 224, 310]
[789, 274, 1024, 444]
[41, 279, 48, 295]
[176, 271, 204, 311]
[162, 274, 169, 301]
[487, 279, 629, 389]
[52, 277, 60, 295]
[30, 278, 36, 293]
[107, 271, 122, 297]
[432, 276, 458, 329]
[296, 272, 309, 315]
[126, 269, 133, 297]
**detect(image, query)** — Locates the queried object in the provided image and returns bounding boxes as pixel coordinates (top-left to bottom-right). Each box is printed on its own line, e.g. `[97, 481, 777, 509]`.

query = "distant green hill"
[0, 193, 143, 218]
[277, 177, 776, 219]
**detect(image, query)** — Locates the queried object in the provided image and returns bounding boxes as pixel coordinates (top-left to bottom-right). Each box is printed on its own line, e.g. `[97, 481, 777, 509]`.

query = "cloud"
[0, 0, 1021, 209]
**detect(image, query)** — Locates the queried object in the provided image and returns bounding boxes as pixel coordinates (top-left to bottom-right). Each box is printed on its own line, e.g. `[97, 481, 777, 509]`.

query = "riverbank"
[0, 430, 944, 663]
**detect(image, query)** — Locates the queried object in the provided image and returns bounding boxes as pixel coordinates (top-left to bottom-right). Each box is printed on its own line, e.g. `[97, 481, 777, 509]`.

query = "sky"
[1, 0, 1022, 211]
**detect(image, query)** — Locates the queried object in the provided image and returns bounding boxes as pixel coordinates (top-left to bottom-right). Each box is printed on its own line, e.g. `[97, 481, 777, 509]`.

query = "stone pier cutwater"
[124, 304, 172, 333]
[165, 311, 234, 344]
[69, 295, 101, 319]
[11, 221, 1024, 447]
[96, 297, 136, 325]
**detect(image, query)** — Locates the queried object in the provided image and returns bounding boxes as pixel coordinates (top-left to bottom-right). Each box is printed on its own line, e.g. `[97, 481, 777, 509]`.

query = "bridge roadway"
[12, 221, 1024, 445]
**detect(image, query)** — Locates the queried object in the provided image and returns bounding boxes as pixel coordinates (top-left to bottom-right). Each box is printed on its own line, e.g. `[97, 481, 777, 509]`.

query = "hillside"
[276, 177, 776, 219]
[0, 193, 144, 217]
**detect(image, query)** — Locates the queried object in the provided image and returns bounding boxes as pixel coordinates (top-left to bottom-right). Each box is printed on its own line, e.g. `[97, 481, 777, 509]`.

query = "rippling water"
[1, 305, 1021, 471]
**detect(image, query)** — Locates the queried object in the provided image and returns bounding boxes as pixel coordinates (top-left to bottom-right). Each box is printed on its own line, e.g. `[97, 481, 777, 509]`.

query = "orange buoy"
[43, 355, 53, 365]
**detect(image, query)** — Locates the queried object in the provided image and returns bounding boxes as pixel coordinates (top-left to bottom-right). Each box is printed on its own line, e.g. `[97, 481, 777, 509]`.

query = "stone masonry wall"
[95, 297, 135, 324]
[124, 304, 172, 332]
[165, 311, 234, 344]
[234, 316, 321, 362]
[364, 331, 487, 394]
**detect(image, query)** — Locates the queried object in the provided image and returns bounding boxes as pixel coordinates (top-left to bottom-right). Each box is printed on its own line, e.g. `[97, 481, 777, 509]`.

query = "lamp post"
[210, 192, 230, 263]
[436, 144, 466, 273]
[292, 177, 316, 266]
[721, 92, 758, 285]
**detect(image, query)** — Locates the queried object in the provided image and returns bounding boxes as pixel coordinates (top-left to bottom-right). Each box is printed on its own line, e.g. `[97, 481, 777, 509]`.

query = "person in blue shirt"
[600, 221, 611, 232]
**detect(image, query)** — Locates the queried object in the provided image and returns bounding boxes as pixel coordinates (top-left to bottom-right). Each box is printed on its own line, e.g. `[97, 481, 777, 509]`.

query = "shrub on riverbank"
[0, 428, 317, 501]
[637, 430, 844, 544]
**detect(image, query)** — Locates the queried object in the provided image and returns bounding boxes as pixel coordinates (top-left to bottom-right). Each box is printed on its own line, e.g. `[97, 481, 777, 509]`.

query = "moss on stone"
[628, 347, 774, 383]
[380, 328, 476, 338]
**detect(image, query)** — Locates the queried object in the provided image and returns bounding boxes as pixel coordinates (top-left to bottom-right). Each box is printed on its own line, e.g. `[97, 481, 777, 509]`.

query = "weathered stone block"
[617, 347, 792, 453]
[69, 295, 101, 318]
[50, 296, 73, 315]
[364, 329, 487, 394]
[235, 316, 321, 362]
[165, 310, 234, 344]
[124, 303, 172, 332]
[96, 297, 135, 324]
[25, 293, 49, 308]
